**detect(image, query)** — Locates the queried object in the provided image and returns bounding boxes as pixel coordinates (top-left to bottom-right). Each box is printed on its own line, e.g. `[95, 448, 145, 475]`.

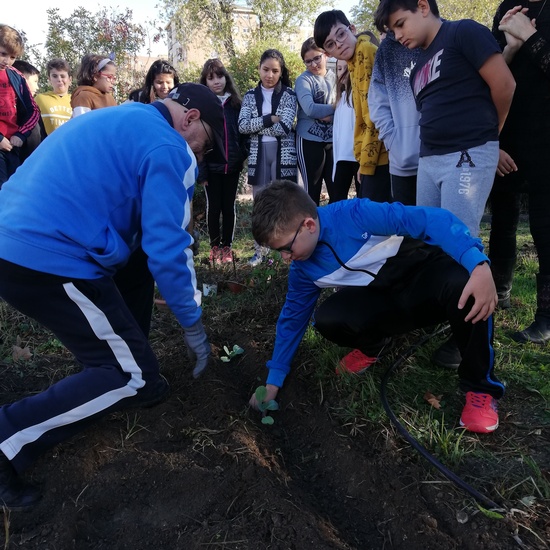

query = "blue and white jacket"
[266, 198, 487, 386]
[368, 33, 421, 177]
[0, 102, 202, 329]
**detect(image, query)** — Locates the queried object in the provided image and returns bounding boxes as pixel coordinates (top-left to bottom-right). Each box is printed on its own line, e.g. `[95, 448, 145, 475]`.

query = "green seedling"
[220, 344, 244, 362]
[254, 385, 279, 425]
[476, 504, 504, 519]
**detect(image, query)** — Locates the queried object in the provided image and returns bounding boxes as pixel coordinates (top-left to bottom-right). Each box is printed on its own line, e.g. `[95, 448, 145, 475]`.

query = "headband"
[97, 58, 113, 72]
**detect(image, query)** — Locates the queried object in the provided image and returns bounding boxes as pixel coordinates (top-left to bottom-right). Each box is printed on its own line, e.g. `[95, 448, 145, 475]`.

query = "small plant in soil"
[254, 385, 279, 425]
[249, 257, 282, 292]
[220, 344, 244, 362]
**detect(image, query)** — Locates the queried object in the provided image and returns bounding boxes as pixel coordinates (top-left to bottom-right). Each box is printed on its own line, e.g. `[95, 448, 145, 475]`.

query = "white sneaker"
[248, 253, 264, 267]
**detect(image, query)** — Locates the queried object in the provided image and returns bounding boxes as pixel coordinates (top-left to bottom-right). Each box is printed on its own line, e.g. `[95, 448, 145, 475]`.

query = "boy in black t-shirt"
[374, 0, 516, 368]
[374, 0, 515, 237]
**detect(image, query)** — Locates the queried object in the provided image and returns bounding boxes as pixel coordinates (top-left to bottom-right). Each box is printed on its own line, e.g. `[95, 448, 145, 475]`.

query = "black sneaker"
[432, 336, 461, 369]
[0, 455, 41, 511]
[120, 375, 170, 410]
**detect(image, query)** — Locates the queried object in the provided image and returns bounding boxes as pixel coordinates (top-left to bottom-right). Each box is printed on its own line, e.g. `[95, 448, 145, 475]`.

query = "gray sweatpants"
[416, 141, 498, 237]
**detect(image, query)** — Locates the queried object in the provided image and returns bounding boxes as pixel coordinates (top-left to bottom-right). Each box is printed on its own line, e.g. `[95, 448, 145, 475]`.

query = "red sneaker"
[460, 392, 499, 433]
[337, 349, 378, 375]
[209, 246, 221, 265]
[221, 246, 233, 263]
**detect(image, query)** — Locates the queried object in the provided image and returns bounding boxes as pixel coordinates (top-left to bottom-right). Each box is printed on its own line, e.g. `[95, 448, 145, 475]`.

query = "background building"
[167, 6, 311, 69]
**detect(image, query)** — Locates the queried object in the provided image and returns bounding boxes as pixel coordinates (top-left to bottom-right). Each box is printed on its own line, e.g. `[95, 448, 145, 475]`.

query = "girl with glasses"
[71, 54, 117, 117]
[295, 37, 336, 206]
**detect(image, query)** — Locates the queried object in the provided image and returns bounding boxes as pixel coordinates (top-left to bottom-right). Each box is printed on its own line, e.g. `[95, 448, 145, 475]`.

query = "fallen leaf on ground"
[12, 345, 32, 361]
[423, 392, 442, 410]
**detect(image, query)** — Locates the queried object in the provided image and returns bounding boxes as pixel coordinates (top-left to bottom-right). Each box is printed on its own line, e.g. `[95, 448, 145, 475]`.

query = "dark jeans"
[204, 171, 240, 248]
[489, 147, 550, 275]
[360, 164, 392, 202]
[488, 172, 522, 263]
[0, 149, 21, 188]
[313, 252, 504, 399]
[391, 174, 417, 205]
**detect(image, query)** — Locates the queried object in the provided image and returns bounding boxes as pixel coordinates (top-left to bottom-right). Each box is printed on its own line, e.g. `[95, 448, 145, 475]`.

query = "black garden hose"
[379, 326, 502, 510]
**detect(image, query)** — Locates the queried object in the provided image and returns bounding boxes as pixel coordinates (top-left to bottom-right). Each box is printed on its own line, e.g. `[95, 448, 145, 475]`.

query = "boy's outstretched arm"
[478, 53, 516, 133]
[248, 272, 322, 412]
[458, 262, 498, 323]
[249, 384, 279, 410]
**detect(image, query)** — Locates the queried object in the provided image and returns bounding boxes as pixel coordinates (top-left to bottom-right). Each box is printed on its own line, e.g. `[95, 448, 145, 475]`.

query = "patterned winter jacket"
[238, 81, 297, 185]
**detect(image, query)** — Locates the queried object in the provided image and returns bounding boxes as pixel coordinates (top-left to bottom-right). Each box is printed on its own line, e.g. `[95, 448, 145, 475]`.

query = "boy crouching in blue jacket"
[249, 180, 504, 434]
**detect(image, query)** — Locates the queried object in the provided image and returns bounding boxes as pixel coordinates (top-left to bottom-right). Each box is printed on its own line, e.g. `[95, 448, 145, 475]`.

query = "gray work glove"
[183, 319, 211, 378]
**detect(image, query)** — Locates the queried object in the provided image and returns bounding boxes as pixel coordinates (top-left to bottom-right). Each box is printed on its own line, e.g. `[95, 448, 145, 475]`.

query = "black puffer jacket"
[198, 96, 249, 180]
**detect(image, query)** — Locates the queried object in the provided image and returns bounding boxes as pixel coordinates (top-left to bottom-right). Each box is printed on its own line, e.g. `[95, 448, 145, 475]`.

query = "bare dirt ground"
[0, 192, 548, 549]
[0, 269, 549, 550]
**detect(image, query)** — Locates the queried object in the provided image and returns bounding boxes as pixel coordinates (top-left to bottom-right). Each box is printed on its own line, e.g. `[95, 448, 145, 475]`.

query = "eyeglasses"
[199, 119, 214, 156]
[99, 72, 116, 82]
[323, 26, 351, 52]
[275, 219, 305, 254]
[304, 54, 323, 66]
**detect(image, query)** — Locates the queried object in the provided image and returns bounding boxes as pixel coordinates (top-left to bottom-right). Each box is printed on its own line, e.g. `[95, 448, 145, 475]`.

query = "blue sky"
[5, 0, 357, 56]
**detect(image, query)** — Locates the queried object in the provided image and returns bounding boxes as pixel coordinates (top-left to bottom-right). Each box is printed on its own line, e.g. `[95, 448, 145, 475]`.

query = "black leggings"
[360, 164, 392, 202]
[204, 171, 240, 248]
[297, 137, 334, 205]
[332, 160, 359, 201]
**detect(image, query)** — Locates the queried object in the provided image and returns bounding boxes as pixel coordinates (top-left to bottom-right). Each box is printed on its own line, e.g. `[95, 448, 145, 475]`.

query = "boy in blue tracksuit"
[249, 180, 504, 435]
[0, 84, 225, 511]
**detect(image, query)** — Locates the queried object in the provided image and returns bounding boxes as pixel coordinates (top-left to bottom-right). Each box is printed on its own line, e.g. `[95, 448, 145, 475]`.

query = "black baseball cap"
[167, 83, 226, 161]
